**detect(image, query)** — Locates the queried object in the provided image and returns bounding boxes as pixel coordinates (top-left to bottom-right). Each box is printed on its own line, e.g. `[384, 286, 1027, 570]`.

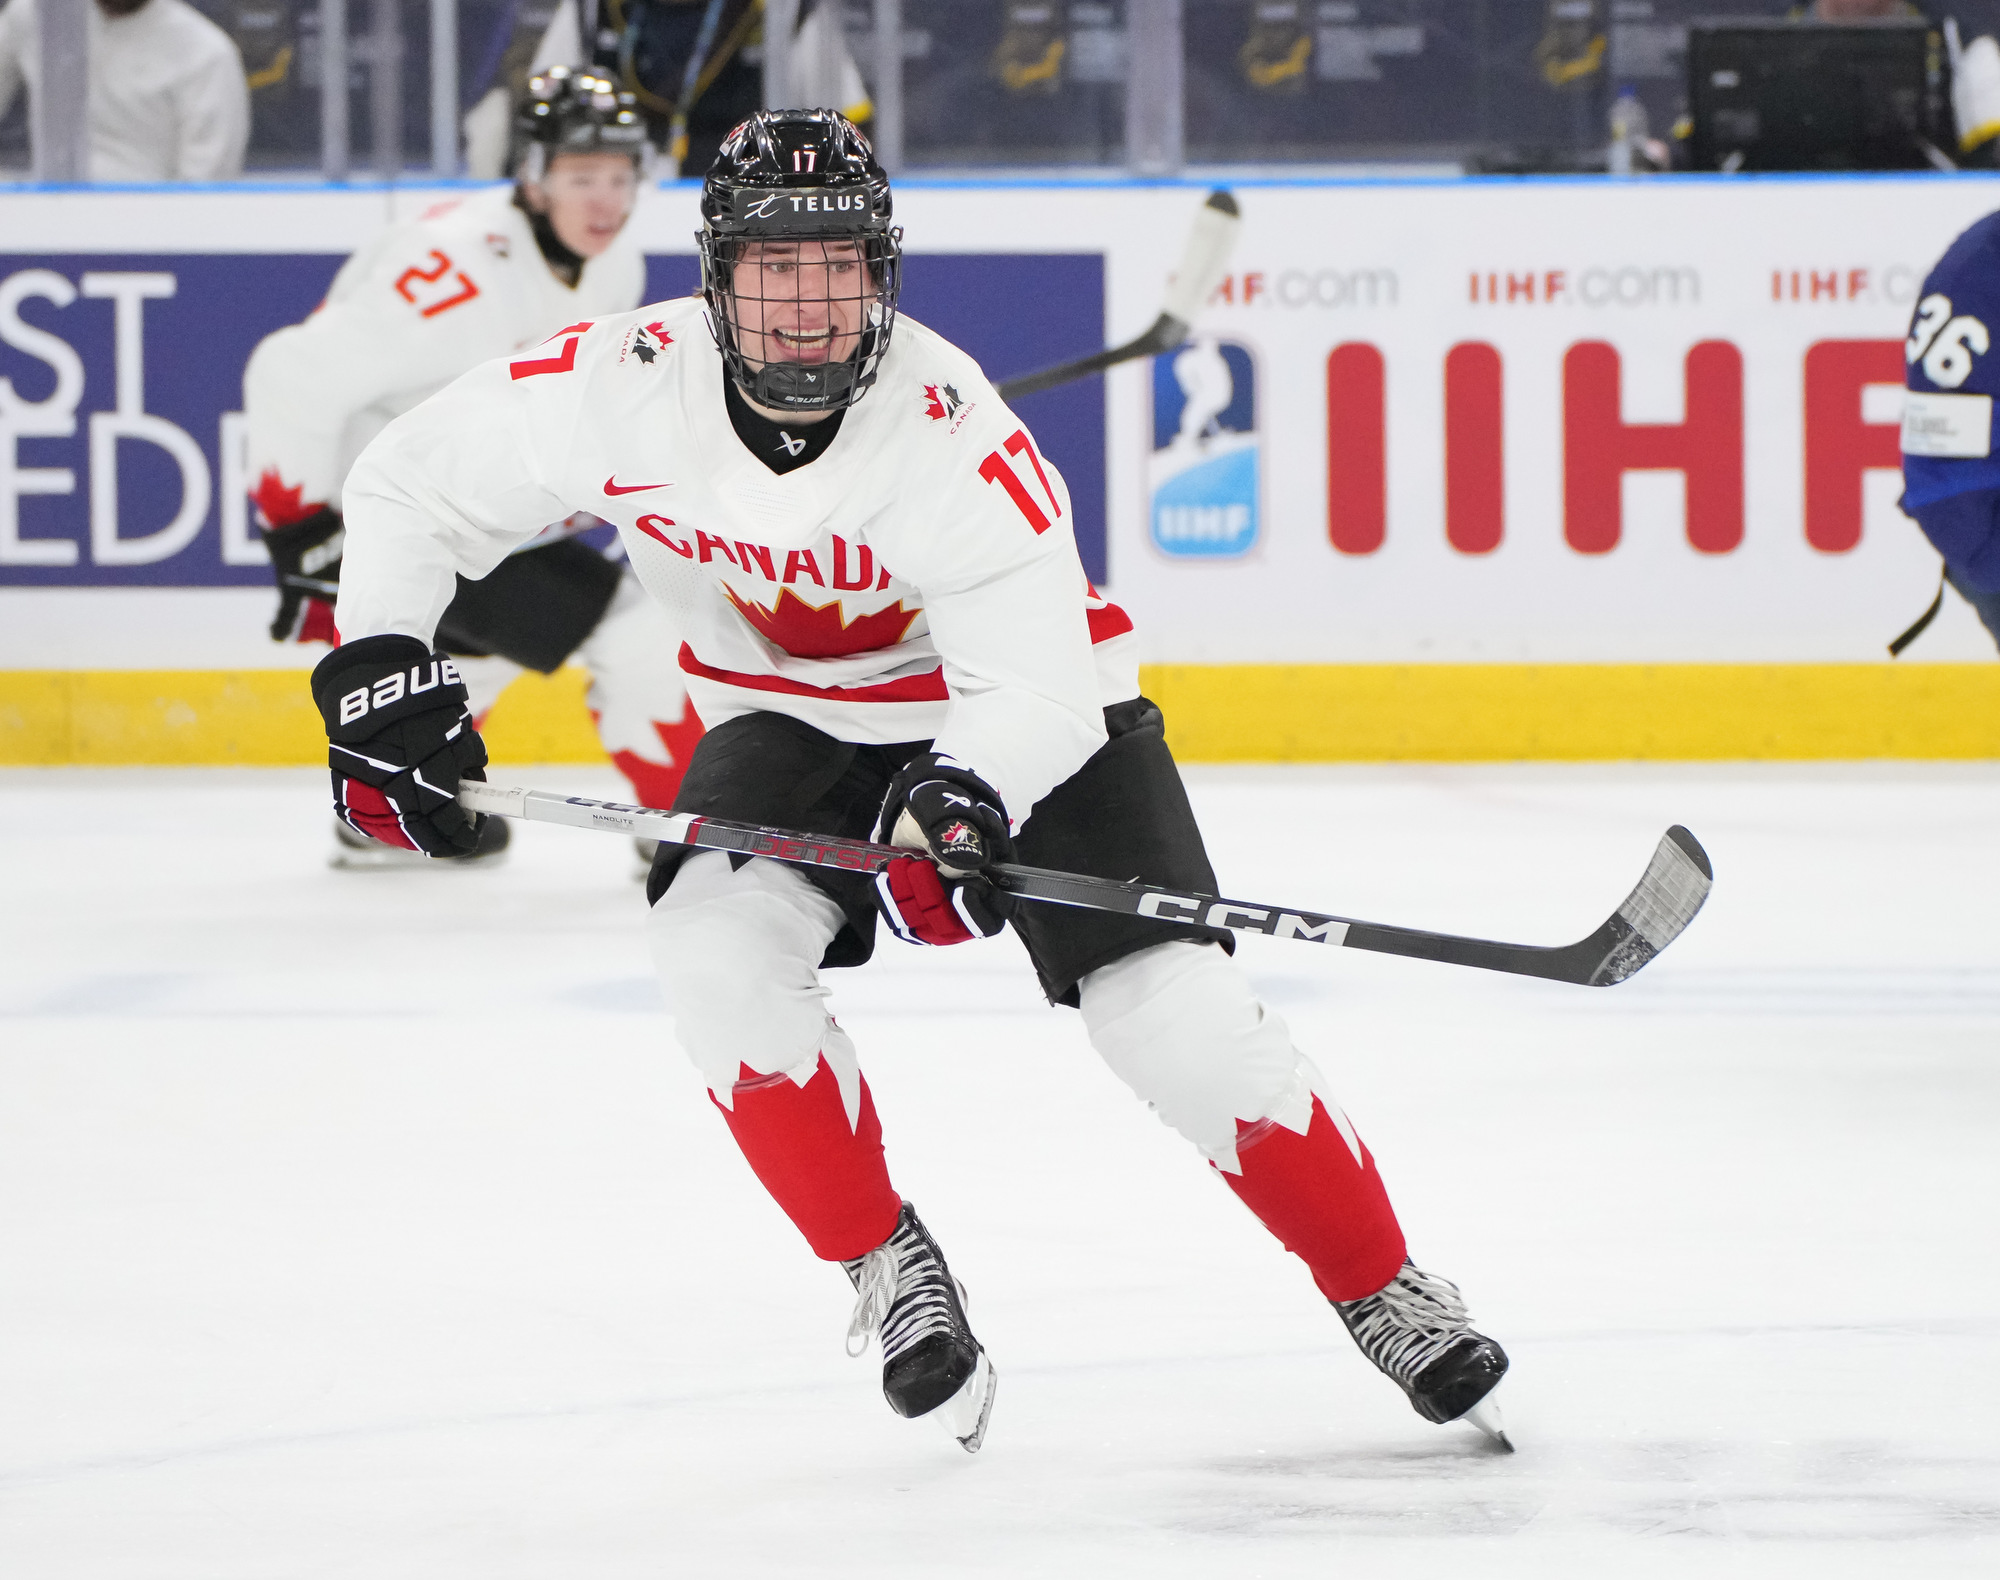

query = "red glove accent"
[875, 853, 1012, 947]
[337, 781, 421, 851]
[875, 853, 979, 946]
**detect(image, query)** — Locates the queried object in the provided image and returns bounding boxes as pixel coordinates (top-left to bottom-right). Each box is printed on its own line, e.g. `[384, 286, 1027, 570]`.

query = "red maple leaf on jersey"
[921, 383, 964, 423]
[608, 711, 706, 809]
[630, 321, 676, 365]
[723, 585, 920, 659]
[250, 468, 322, 529]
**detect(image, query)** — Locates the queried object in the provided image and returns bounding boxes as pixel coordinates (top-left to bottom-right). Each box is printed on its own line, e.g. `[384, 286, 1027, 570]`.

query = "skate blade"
[933, 1350, 996, 1453]
[1461, 1393, 1514, 1452]
[329, 845, 433, 870]
[329, 843, 504, 871]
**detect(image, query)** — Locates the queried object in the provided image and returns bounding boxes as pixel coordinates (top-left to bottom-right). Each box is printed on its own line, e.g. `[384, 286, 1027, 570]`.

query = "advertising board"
[4, 175, 2000, 761]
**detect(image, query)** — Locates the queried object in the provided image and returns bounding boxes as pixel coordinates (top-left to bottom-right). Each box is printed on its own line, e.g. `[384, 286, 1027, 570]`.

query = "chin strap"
[741, 352, 865, 413]
[513, 188, 585, 285]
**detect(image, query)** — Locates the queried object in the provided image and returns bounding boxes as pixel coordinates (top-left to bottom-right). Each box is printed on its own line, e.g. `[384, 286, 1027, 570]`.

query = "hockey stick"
[458, 780, 1712, 987]
[994, 189, 1242, 402]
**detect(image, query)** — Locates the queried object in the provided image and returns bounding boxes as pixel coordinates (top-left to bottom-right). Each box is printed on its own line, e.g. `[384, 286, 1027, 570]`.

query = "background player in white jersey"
[306, 110, 1511, 1454]
[243, 67, 700, 865]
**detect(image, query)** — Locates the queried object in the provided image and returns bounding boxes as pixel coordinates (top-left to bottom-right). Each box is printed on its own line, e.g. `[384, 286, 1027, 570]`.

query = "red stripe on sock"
[713, 1056, 901, 1262]
[1219, 1096, 1407, 1303]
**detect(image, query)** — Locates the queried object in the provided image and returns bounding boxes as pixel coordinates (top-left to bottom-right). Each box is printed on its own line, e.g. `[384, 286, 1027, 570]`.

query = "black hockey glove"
[873, 753, 1015, 946]
[877, 752, 1015, 873]
[310, 634, 488, 857]
[263, 506, 345, 643]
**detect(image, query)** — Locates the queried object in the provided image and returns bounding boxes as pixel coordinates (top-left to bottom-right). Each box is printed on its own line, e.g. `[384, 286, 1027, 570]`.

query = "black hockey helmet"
[515, 66, 653, 183]
[697, 108, 903, 413]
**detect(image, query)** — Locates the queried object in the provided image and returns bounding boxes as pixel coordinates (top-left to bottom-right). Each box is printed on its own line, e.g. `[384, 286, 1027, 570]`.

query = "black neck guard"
[724, 377, 846, 476]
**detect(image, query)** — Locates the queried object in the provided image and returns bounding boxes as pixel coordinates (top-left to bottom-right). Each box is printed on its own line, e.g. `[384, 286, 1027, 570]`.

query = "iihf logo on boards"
[1149, 337, 1258, 559]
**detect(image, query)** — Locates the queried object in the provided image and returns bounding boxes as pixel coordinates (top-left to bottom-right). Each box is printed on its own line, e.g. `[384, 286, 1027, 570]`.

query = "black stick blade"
[1587, 825, 1714, 986]
[1334, 824, 1714, 986]
[995, 313, 1183, 401]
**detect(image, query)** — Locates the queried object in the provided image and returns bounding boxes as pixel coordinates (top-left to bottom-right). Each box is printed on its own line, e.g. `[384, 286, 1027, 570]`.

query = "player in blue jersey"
[1902, 210, 2000, 648]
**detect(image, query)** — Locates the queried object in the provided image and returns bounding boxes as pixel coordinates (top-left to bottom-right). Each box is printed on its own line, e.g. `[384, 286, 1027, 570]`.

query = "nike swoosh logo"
[604, 477, 671, 495]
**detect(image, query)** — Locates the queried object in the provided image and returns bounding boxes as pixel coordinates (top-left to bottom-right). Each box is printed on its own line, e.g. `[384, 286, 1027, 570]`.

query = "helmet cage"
[698, 219, 903, 413]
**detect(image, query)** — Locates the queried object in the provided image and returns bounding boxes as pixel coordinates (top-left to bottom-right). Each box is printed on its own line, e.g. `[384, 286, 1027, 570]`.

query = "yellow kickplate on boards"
[3, 663, 1999, 765]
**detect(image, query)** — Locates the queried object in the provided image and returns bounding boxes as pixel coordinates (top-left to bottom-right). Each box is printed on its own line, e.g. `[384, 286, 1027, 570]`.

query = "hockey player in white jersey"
[244, 67, 701, 864]
[309, 110, 1511, 1453]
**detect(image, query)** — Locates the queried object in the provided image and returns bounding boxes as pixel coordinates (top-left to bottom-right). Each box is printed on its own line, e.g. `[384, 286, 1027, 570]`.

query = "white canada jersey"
[339, 299, 1139, 825]
[243, 184, 645, 522]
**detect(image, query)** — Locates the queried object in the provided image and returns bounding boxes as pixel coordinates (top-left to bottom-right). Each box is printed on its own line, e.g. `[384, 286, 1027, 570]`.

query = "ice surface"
[2, 763, 1997, 1578]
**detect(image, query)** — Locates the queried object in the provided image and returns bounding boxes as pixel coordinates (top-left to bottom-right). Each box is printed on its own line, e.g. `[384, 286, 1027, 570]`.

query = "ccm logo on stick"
[1135, 891, 1348, 943]
[337, 660, 462, 724]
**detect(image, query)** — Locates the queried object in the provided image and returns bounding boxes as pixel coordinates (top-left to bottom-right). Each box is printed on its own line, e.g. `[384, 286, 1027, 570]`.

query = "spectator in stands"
[464, 0, 870, 180]
[0, 0, 248, 181]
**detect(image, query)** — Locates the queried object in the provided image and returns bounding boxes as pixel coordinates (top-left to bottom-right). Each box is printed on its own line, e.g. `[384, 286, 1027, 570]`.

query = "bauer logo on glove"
[311, 634, 490, 858]
[336, 657, 465, 725]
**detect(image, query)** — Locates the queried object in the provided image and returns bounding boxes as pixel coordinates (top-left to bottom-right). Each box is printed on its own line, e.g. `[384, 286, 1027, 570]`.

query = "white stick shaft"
[459, 781, 705, 844]
[1159, 191, 1242, 328]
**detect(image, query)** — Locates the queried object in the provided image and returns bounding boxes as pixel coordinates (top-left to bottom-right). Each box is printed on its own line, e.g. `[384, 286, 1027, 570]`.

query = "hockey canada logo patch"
[937, 820, 984, 861]
[922, 383, 975, 434]
[622, 321, 675, 366]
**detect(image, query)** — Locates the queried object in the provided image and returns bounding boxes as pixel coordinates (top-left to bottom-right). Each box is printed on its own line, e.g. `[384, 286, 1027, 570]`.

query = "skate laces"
[1337, 1261, 1475, 1385]
[845, 1243, 897, 1358]
[843, 1210, 965, 1364]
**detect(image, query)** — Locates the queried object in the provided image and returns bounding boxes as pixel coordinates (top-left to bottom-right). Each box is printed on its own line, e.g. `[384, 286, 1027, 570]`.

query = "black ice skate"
[1335, 1258, 1514, 1451]
[842, 1202, 997, 1453]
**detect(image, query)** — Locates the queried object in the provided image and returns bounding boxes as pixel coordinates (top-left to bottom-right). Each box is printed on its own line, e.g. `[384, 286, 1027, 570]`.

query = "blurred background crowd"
[7, 0, 2000, 184]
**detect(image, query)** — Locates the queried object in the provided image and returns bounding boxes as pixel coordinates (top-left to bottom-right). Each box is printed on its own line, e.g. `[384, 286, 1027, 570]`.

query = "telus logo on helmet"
[729, 188, 875, 231]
